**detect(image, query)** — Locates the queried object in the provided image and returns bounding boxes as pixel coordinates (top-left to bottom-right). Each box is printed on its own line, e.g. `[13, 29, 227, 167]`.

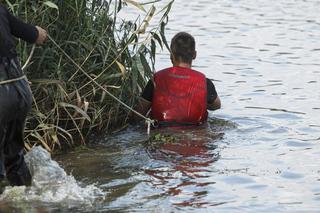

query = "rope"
[0, 75, 27, 85]
[47, 34, 155, 133]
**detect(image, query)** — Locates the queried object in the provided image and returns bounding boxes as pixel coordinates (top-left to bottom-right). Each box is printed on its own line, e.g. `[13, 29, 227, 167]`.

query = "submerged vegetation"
[5, 0, 174, 152]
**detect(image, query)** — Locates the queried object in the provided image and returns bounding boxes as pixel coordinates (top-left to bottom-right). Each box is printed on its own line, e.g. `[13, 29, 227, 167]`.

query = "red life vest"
[151, 66, 207, 126]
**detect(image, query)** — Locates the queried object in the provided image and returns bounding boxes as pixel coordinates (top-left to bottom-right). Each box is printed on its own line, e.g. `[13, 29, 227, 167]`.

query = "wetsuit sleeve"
[5, 7, 38, 43]
[141, 79, 154, 102]
[206, 78, 218, 104]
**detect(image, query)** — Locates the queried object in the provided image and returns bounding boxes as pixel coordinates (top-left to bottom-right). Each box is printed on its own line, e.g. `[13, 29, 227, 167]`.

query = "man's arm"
[132, 97, 152, 122]
[5, 6, 47, 44]
[206, 78, 221, 111]
[208, 96, 221, 110]
[131, 80, 153, 122]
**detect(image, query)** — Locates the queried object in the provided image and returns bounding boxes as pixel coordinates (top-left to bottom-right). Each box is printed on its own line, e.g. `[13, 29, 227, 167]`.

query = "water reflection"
[144, 127, 222, 207]
[93, 0, 320, 208]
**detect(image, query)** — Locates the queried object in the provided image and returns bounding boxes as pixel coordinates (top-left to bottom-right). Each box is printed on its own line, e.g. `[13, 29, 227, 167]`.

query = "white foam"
[0, 146, 105, 206]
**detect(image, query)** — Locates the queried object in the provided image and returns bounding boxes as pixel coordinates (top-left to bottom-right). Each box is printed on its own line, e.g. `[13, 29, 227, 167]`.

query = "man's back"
[151, 66, 208, 126]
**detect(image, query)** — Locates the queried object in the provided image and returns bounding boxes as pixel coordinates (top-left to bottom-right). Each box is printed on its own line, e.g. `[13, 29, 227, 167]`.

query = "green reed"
[5, 0, 174, 152]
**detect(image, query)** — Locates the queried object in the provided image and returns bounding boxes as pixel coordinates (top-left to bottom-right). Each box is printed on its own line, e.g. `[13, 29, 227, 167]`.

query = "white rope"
[0, 75, 27, 85]
[147, 120, 151, 135]
[48, 34, 155, 134]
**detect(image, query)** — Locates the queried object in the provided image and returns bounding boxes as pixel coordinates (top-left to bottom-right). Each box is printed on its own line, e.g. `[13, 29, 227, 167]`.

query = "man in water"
[135, 32, 221, 127]
[0, 3, 47, 186]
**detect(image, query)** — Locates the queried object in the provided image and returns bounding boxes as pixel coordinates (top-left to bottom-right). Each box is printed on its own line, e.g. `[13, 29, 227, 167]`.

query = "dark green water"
[1, 0, 320, 212]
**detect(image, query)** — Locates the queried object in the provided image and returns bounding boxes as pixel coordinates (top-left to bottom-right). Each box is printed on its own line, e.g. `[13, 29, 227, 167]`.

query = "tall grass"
[5, 0, 174, 152]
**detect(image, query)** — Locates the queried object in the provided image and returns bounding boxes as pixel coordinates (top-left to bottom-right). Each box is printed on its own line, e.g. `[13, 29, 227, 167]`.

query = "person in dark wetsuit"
[0, 3, 47, 186]
[134, 32, 221, 127]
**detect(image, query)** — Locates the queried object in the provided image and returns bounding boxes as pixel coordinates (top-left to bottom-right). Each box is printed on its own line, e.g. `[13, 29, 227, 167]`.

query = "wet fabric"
[0, 57, 32, 186]
[151, 67, 207, 126]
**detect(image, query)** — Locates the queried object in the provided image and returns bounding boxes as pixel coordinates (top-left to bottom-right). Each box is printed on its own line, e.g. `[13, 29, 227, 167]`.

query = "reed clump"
[5, 0, 174, 152]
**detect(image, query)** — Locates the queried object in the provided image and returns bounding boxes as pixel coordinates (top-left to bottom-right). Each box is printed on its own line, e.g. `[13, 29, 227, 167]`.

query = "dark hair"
[170, 32, 196, 63]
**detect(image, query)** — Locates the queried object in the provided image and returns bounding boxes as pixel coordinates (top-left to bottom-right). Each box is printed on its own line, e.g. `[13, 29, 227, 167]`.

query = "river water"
[1, 0, 320, 212]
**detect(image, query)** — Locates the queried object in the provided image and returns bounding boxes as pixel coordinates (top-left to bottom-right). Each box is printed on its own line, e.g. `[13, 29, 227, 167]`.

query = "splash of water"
[0, 146, 105, 206]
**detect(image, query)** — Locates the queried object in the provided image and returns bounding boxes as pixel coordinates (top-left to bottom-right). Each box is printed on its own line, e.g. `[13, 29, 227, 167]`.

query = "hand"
[35, 26, 47, 45]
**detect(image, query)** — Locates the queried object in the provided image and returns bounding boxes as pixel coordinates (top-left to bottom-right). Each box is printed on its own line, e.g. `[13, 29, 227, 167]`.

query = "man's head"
[170, 32, 197, 64]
